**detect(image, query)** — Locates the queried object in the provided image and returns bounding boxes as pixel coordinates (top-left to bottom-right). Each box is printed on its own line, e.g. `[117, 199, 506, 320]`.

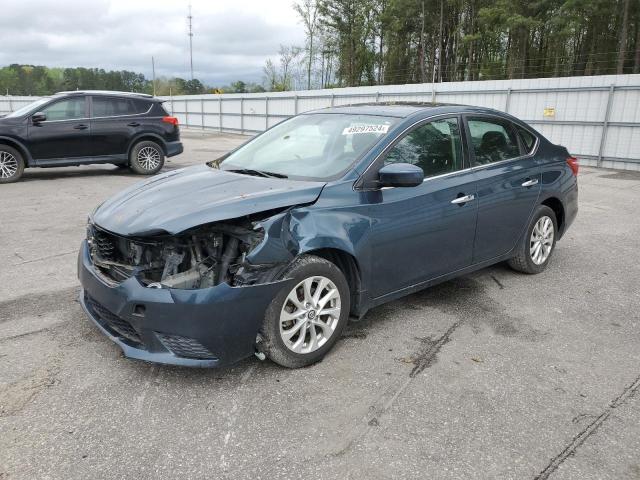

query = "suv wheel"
[508, 205, 557, 274]
[129, 141, 165, 175]
[259, 255, 350, 368]
[0, 145, 25, 184]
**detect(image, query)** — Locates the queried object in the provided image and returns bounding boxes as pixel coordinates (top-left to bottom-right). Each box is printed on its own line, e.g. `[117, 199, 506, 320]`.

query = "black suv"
[0, 90, 182, 183]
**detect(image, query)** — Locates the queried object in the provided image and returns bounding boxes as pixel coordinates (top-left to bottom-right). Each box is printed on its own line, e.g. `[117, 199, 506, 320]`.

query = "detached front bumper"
[77, 240, 290, 367]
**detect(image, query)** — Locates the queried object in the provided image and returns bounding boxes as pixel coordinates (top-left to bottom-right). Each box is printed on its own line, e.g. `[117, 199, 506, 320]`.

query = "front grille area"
[156, 333, 217, 360]
[94, 229, 116, 260]
[84, 293, 142, 345]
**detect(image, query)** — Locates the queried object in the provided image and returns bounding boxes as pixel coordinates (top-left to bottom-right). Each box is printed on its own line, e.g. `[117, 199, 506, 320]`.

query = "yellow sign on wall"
[543, 107, 556, 118]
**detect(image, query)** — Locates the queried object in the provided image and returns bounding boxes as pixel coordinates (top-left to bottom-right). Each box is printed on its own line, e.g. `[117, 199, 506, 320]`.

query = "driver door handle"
[73, 124, 88, 130]
[451, 194, 475, 205]
[522, 178, 539, 187]
[127, 122, 141, 127]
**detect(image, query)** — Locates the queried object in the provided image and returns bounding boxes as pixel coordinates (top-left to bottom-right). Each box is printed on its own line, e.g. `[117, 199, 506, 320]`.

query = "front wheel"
[129, 141, 165, 175]
[508, 205, 558, 274]
[0, 145, 25, 184]
[260, 255, 350, 368]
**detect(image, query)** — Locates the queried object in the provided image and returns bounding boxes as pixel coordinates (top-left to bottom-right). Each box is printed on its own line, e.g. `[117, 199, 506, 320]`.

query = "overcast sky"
[0, 0, 305, 85]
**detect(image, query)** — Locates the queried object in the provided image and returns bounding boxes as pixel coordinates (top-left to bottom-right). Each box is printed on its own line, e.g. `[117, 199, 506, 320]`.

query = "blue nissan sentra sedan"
[78, 103, 578, 368]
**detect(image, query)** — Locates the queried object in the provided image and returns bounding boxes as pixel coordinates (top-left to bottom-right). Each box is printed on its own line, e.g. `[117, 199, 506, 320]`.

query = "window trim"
[89, 95, 153, 119]
[354, 113, 469, 191]
[462, 113, 539, 170]
[36, 96, 89, 123]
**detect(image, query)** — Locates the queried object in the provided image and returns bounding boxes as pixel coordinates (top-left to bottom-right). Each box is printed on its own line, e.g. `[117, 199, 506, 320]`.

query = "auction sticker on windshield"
[342, 124, 390, 135]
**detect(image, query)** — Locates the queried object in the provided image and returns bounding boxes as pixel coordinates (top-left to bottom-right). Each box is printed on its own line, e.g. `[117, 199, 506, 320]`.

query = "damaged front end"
[87, 212, 284, 290]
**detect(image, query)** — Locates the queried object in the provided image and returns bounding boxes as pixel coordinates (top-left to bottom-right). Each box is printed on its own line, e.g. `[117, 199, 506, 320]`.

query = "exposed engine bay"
[87, 217, 275, 289]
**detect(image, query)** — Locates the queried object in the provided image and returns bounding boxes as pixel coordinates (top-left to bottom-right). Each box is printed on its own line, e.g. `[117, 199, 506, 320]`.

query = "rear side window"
[515, 125, 537, 153]
[132, 99, 152, 114]
[92, 97, 146, 117]
[41, 98, 86, 121]
[384, 117, 464, 178]
[467, 118, 521, 165]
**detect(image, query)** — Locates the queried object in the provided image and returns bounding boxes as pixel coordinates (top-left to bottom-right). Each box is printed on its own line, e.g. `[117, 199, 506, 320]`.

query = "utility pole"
[188, 4, 194, 81]
[151, 56, 156, 96]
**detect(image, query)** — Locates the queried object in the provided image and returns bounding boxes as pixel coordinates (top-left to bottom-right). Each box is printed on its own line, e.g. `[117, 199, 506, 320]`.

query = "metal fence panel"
[2, 74, 639, 170]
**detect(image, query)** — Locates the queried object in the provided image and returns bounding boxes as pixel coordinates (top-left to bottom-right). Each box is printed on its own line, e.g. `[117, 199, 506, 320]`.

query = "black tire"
[129, 141, 165, 175]
[0, 145, 25, 184]
[259, 255, 350, 368]
[508, 205, 558, 274]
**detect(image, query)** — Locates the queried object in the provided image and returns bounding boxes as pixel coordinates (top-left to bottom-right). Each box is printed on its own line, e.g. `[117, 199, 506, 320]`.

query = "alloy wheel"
[530, 215, 554, 265]
[279, 276, 341, 354]
[0, 151, 19, 179]
[137, 146, 161, 171]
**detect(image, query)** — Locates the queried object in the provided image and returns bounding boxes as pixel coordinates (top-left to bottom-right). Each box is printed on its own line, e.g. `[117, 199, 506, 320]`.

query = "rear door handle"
[127, 122, 141, 127]
[522, 178, 539, 187]
[451, 194, 475, 205]
[73, 124, 88, 130]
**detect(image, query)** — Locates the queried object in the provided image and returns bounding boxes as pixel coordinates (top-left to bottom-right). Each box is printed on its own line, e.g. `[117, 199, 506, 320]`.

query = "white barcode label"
[342, 124, 390, 135]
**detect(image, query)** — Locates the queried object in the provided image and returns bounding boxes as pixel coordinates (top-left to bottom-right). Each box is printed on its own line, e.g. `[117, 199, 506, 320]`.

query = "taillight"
[162, 116, 179, 126]
[567, 156, 579, 176]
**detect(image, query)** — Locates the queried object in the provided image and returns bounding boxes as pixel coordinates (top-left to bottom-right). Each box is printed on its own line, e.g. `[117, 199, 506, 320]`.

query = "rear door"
[27, 96, 90, 160]
[89, 96, 150, 157]
[367, 116, 478, 298]
[464, 115, 541, 263]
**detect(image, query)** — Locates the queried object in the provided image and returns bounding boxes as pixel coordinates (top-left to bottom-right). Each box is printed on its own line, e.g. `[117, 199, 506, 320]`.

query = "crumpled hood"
[92, 164, 326, 236]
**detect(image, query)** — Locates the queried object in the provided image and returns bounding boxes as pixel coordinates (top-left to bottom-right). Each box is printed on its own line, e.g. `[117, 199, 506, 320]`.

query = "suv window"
[467, 117, 521, 165]
[515, 124, 536, 153]
[384, 117, 464, 178]
[92, 97, 146, 117]
[42, 98, 86, 121]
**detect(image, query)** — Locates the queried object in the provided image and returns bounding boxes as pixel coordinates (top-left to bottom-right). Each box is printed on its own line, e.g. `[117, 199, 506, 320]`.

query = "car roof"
[305, 102, 504, 118]
[54, 90, 155, 100]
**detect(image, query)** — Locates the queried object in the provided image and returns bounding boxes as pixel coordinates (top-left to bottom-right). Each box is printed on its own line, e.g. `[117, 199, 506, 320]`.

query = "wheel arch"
[127, 134, 168, 157]
[0, 136, 33, 166]
[301, 247, 363, 317]
[540, 196, 565, 236]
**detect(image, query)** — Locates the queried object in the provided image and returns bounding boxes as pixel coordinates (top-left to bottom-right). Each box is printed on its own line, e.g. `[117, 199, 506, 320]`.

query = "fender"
[0, 135, 34, 166]
[126, 132, 168, 156]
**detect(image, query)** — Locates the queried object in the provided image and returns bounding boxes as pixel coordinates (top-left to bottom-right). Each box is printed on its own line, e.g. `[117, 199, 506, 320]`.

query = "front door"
[367, 116, 478, 298]
[27, 97, 90, 160]
[464, 116, 542, 263]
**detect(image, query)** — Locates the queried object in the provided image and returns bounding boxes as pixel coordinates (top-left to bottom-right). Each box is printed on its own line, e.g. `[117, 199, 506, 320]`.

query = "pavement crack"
[328, 318, 464, 459]
[490, 274, 505, 289]
[10, 250, 76, 266]
[534, 373, 640, 480]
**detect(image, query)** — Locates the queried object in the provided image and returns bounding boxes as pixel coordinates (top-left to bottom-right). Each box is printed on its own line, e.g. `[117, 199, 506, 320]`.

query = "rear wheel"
[508, 205, 557, 274]
[259, 255, 350, 368]
[129, 141, 164, 175]
[0, 145, 25, 184]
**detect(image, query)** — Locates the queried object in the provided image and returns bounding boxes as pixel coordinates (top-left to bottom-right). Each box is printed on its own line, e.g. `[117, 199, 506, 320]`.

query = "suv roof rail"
[54, 90, 154, 99]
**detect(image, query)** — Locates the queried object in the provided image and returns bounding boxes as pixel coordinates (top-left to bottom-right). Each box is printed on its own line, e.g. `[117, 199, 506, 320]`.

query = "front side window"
[92, 97, 139, 117]
[467, 118, 521, 165]
[216, 113, 398, 180]
[41, 98, 86, 121]
[384, 117, 464, 178]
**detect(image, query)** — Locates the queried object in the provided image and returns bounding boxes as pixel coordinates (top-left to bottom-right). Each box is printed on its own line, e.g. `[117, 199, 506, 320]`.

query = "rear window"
[92, 97, 150, 117]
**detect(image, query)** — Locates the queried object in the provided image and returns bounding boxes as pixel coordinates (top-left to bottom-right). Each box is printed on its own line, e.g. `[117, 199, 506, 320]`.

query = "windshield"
[5, 97, 51, 118]
[216, 113, 399, 181]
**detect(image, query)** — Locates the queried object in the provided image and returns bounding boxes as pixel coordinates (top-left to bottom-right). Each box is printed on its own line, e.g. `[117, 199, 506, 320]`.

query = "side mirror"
[378, 163, 424, 188]
[32, 112, 47, 123]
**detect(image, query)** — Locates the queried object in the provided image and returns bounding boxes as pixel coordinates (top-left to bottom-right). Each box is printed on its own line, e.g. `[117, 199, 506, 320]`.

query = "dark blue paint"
[79, 104, 578, 367]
